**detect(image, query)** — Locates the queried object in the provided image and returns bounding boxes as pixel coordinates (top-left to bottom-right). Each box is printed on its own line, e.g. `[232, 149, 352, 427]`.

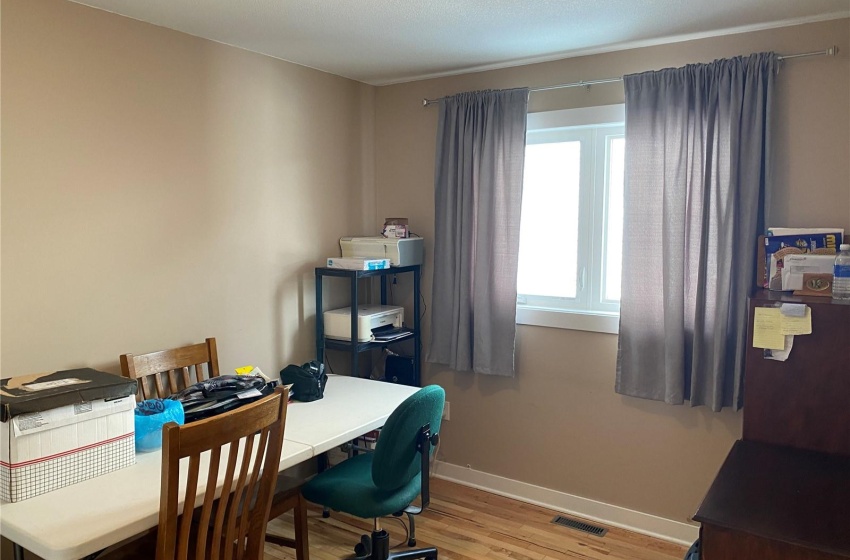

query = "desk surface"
[694, 440, 850, 557]
[0, 375, 418, 560]
[284, 375, 419, 454]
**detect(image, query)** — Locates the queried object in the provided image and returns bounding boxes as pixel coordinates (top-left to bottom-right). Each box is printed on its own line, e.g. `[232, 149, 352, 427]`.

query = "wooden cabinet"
[742, 291, 850, 456]
[694, 292, 850, 560]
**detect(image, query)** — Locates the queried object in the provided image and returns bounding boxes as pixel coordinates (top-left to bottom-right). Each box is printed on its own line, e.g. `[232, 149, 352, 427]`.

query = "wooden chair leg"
[265, 483, 310, 560]
[293, 493, 309, 560]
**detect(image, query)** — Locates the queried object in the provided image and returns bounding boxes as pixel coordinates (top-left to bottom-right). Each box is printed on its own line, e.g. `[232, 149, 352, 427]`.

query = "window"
[516, 105, 625, 334]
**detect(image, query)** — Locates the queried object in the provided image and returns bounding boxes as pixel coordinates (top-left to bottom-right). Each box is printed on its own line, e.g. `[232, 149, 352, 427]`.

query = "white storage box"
[0, 369, 137, 502]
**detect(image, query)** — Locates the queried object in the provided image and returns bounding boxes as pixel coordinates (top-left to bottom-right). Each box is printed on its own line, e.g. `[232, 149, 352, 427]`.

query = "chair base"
[394, 506, 420, 547]
[355, 530, 437, 560]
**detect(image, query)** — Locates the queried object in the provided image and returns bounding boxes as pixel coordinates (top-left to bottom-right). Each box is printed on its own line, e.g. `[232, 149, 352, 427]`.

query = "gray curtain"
[616, 53, 776, 411]
[427, 88, 529, 376]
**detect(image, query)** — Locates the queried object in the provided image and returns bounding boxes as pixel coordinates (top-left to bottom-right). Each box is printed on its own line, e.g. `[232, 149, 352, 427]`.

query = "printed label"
[14, 412, 48, 432]
[19, 378, 86, 392]
[834, 264, 850, 278]
[74, 402, 93, 415]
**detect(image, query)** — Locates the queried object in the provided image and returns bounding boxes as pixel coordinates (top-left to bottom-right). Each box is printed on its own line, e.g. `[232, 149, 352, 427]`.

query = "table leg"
[317, 452, 331, 518]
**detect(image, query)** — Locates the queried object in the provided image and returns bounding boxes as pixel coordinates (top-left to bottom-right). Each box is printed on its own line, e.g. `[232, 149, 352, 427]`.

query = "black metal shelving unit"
[315, 264, 421, 386]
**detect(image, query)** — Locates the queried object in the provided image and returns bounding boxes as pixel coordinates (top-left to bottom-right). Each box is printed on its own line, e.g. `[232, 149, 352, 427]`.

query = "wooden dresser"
[694, 291, 850, 560]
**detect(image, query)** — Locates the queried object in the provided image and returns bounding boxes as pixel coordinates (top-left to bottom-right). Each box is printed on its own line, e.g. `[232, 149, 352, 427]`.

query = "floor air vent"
[550, 515, 608, 537]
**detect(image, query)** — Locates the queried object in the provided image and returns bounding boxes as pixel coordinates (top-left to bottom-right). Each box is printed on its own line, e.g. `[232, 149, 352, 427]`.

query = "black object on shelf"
[315, 264, 421, 387]
[385, 353, 416, 386]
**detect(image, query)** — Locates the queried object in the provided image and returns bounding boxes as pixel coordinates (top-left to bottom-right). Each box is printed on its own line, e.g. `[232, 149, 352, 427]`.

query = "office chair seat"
[302, 453, 422, 519]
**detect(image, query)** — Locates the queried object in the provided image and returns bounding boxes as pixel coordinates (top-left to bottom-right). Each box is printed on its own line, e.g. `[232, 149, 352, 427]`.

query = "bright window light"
[517, 141, 581, 298]
[516, 105, 625, 334]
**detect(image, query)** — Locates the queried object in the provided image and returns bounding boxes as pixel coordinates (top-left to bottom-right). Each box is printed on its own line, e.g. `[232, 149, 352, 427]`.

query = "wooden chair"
[103, 386, 290, 560]
[120, 338, 220, 401]
[118, 338, 309, 558]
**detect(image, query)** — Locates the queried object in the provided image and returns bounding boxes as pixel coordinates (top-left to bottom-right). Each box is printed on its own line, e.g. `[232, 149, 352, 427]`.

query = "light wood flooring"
[264, 478, 688, 560]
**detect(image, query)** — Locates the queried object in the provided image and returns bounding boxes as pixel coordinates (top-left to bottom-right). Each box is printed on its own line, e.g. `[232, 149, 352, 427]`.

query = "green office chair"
[302, 385, 445, 560]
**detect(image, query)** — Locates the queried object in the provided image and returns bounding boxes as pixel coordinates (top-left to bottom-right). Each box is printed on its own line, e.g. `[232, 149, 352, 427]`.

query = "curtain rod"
[422, 46, 837, 106]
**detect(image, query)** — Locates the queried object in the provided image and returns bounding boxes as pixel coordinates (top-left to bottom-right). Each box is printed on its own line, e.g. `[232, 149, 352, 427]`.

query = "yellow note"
[780, 307, 812, 335]
[753, 307, 785, 350]
[235, 365, 254, 375]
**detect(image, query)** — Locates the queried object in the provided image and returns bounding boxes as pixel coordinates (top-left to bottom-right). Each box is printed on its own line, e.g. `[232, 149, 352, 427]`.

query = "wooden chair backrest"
[120, 338, 221, 401]
[157, 387, 288, 560]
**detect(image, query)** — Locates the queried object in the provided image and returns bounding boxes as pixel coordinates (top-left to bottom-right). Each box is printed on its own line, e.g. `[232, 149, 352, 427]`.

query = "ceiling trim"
[373, 11, 849, 87]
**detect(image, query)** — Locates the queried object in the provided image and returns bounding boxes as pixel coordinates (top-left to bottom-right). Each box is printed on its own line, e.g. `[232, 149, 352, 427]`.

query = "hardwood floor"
[264, 478, 689, 560]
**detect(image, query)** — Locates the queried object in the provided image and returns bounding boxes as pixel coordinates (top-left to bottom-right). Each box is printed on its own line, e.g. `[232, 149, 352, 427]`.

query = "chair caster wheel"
[408, 538, 416, 546]
[354, 534, 371, 559]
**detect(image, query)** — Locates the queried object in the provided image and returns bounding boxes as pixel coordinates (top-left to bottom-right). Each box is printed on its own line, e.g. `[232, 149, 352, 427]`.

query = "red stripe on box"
[0, 432, 135, 468]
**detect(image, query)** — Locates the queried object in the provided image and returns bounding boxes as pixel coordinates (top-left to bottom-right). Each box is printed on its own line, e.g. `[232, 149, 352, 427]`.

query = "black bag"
[279, 361, 327, 402]
[168, 374, 277, 423]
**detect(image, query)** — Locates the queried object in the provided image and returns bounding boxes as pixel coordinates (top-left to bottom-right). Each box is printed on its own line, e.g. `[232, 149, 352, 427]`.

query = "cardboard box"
[0, 369, 137, 502]
[382, 218, 409, 239]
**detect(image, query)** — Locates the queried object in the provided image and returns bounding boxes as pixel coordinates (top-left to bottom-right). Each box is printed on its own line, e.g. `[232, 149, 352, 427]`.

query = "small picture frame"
[793, 273, 833, 297]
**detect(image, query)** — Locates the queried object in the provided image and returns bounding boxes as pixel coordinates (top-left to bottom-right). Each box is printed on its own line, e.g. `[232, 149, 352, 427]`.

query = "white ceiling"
[72, 0, 850, 85]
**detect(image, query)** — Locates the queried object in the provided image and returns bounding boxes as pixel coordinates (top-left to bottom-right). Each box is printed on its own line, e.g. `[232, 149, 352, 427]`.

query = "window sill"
[516, 307, 619, 334]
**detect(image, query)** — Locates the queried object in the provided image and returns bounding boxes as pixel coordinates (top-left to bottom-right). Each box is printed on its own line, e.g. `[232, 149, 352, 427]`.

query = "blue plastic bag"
[134, 399, 184, 452]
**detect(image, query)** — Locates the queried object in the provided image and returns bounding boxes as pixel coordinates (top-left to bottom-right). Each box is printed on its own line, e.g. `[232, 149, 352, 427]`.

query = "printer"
[340, 236, 424, 267]
[324, 304, 404, 342]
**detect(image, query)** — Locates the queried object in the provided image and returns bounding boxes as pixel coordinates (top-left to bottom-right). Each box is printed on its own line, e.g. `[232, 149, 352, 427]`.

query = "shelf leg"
[316, 269, 324, 365]
[414, 266, 421, 386]
[350, 276, 360, 377]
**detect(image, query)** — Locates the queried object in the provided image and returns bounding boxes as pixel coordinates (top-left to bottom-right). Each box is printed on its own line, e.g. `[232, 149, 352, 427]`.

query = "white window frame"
[516, 104, 625, 335]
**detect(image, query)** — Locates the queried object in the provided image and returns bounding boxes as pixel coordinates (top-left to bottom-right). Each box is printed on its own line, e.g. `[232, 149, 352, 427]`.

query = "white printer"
[340, 237, 424, 267]
[324, 304, 404, 342]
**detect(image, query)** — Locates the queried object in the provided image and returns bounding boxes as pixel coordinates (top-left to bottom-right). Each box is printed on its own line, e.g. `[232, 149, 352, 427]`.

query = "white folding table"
[1, 375, 419, 560]
[283, 375, 420, 454]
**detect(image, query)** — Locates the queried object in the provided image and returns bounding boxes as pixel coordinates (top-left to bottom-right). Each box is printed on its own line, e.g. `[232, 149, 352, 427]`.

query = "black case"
[279, 361, 327, 402]
[385, 354, 416, 386]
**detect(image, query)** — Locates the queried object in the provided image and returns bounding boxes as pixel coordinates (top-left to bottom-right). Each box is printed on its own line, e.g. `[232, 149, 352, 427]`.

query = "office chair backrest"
[372, 385, 445, 491]
[120, 337, 221, 401]
[157, 386, 288, 560]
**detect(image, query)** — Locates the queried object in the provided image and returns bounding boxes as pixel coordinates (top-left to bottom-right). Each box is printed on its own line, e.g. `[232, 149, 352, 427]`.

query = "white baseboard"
[433, 461, 699, 546]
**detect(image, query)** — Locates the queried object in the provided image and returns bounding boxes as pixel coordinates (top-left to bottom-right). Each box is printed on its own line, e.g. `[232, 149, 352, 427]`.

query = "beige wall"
[1, 0, 848, 549]
[374, 19, 850, 524]
[1, 0, 375, 380]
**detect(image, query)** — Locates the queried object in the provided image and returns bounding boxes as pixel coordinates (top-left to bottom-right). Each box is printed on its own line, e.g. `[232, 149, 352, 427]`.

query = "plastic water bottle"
[833, 243, 850, 300]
